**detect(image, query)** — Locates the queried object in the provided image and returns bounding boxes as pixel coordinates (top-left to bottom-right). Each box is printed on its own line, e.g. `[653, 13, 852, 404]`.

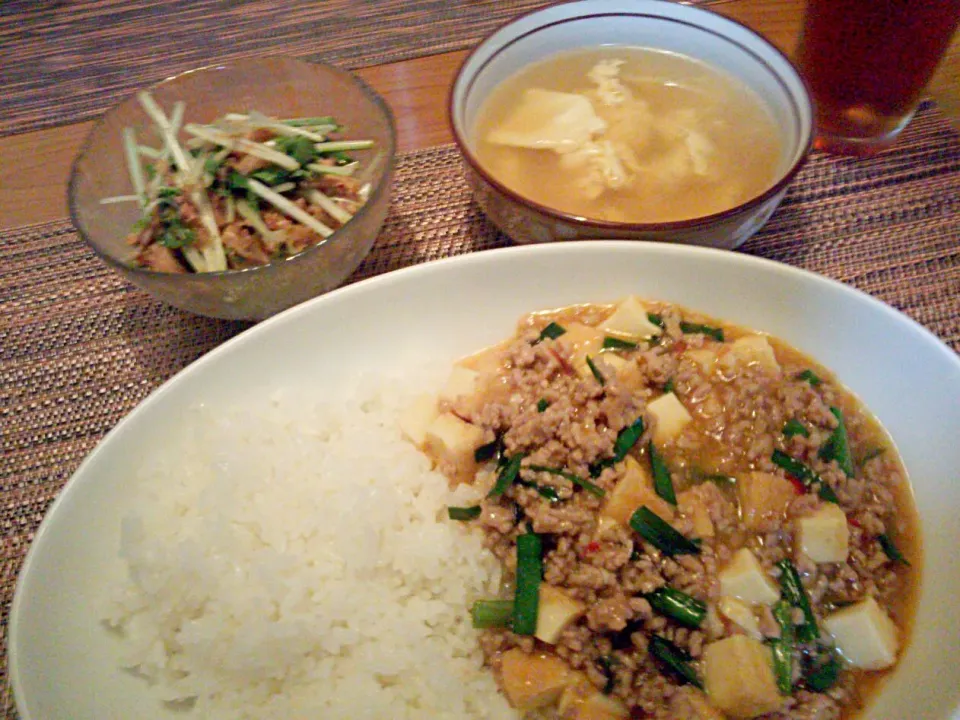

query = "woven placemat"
[0, 0, 552, 138]
[1, 101, 959, 716]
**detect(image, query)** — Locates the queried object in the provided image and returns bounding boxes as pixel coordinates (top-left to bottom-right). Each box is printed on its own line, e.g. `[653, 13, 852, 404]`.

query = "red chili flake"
[787, 476, 806, 495]
[547, 347, 575, 375]
[673, 341, 687, 353]
[848, 517, 862, 528]
[584, 541, 602, 554]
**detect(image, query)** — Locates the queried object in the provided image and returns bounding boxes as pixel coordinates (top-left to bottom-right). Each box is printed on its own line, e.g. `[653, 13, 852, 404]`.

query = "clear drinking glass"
[796, 0, 960, 156]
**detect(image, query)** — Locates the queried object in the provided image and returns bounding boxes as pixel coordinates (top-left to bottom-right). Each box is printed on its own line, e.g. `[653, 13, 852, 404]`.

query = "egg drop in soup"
[472, 47, 783, 223]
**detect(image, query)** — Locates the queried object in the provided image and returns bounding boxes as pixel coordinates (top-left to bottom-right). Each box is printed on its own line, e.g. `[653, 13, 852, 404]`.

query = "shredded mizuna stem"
[314, 139, 374, 152]
[303, 188, 353, 225]
[122, 128, 146, 207]
[100, 194, 141, 205]
[236, 200, 284, 249]
[246, 179, 334, 238]
[306, 161, 358, 177]
[184, 124, 300, 171]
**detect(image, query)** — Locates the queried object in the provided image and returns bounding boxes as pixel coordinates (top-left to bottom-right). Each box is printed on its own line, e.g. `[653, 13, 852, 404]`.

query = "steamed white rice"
[105, 371, 516, 719]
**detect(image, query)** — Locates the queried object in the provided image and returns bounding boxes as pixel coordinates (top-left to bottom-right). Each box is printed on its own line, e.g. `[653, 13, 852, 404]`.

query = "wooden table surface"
[1, 0, 957, 231]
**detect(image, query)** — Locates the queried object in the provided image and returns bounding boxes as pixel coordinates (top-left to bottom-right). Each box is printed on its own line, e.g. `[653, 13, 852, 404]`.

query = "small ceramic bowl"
[449, 0, 813, 249]
[69, 57, 396, 321]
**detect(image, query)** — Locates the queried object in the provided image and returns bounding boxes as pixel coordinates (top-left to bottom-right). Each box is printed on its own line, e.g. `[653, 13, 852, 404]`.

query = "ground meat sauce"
[415, 298, 919, 720]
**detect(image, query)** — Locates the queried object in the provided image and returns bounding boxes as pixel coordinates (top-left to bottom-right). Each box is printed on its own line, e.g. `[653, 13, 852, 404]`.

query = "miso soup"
[472, 47, 783, 223]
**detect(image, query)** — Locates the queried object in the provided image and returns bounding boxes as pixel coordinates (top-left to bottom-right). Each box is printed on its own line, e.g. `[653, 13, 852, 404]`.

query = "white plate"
[9, 241, 960, 719]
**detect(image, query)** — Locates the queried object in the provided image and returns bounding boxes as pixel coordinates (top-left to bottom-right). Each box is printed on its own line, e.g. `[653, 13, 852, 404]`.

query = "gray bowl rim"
[67, 55, 397, 280]
[448, 0, 815, 232]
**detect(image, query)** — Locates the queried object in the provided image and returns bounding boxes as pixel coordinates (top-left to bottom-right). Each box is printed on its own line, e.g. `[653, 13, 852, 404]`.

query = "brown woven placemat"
[1, 101, 959, 717]
[0, 0, 552, 138]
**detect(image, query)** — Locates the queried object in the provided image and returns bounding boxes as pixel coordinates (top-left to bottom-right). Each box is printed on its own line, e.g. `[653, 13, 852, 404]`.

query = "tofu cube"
[738, 471, 796, 532]
[797, 503, 850, 563]
[823, 596, 899, 670]
[685, 348, 717, 375]
[677, 488, 715, 538]
[398, 393, 440, 448]
[599, 296, 664, 341]
[719, 548, 780, 606]
[718, 596, 762, 640]
[725, 335, 781, 375]
[500, 649, 573, 711]
[704, 635, 782, 718]
[558, 322, 606, 378]
[601, 456, 675, 526]
[423, 412, 486, 481]
[647, 392, 693, 445]
[536, 585, 587, 645]
[439, 365, 480, 403]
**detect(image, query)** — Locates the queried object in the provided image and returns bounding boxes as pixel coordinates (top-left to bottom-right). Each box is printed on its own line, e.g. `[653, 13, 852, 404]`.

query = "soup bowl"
[449, 0, 814, 248]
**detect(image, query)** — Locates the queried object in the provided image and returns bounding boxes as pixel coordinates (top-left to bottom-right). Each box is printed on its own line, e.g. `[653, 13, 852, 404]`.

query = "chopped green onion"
[777, 559, 819, 643]
[859, 447, 885, 464]
[488, 454, 525, 498]
[878, 533, 911, 566]
[597, 655, 617, 695]
[282, 115, 337, 127]
[679, 322, 724, 342]
[529, 465, 605, 498]
[770, 600, 796, 694]
[536, 399, 549, 413]
[646, 587, 706, 628]
[470, 599, 513, 629]
[512, 530, 543, 636]
[535, 321, 567, 343]
[796, 369, 822, 386]
[448, 505, 481, 521]
[585, 355, 606, 386]
[630, 506, 701, 556]
[818, 407, 855, 477]
[602, 336, 638, 351]
[804, 648, 843, 692]
[474, 436, 502, 463]
[663, 377, 675, 394]
[783, 418, 810, 438]
[649, 442, 676, 505]
[589, 415, 645, 477]
[649, 635, 702, 689]
[771, 449, 839, 503]
[647, 313, 664, 328]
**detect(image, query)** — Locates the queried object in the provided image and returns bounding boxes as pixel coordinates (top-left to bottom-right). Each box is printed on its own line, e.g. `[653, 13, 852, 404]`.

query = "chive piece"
[630, 506, 701, 556]
[647, 312, 665, 328]
[470, 599, 513, 629]
[860, 447, 885, 464]
[585, 355, 606, 386]
[516, 480, 561, 504]
[649, 442, 677, 505]
[777, 559, 819, 643]
[771, 600, 796, 694]
[819, 407, 855, 477]
[783, 418, 810, 439]
[646, 587, 706, 628]
[536, 398, 549, 413]
[512, 530, 543, 636]
[796, 369, 822, 386]
[474, 436, 502, 463]
[679, 321, 724, 342]
[448, 505, 482, 521]
[804, 649, 843, 692]
[488, 454, 524, 498]
[649, 635, 703, 689]
[878, 533, 911, 566]
[597, 655, 617, 694]
[663, 377, 675, 394]
[529, 465, 605, 498]
[535, 321, 566, 343]
[603, 336, 639, 351]
[771, 450, 839, 504]
[589, 416, 645, 477]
